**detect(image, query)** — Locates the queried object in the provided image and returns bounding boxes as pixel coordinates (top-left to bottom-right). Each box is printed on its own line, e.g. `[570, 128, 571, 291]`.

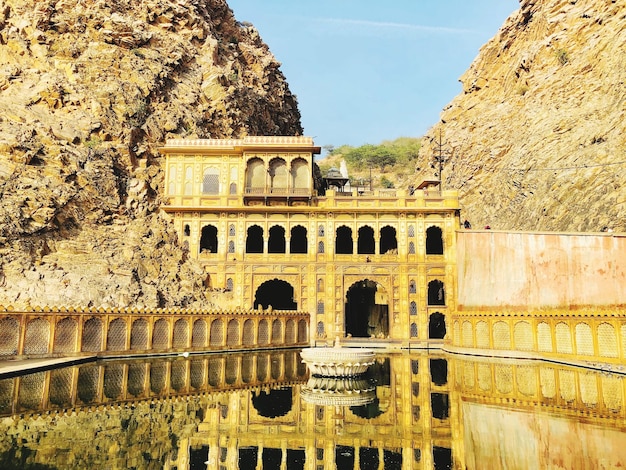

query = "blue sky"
[228, 1, 519, 150]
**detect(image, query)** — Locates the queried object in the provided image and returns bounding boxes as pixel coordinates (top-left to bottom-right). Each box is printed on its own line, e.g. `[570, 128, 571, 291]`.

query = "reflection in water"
[0, 351, 625, 469]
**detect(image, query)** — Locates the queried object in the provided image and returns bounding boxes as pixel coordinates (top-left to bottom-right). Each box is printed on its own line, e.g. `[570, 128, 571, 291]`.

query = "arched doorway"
[254, 279, 297, 310]
[345, 280, 389, 338]
[429, 312, 446, 339]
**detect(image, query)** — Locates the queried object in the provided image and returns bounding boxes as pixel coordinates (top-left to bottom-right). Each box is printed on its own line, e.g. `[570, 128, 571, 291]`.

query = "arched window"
[318, 241, 325, 253]
[229, 224, 236, 236]
[168, 166, 177, 195]
[290, 225, 307, 254]
[184, 224, 190, 236]
[202, 167, 219, 194]
[409, 241, 416, 254]
[380, 226, 397, 254]
[184, 166, 193, 195]
[410, 323, 418, 338]
[317, 302, 325, 314]
[246, 225, 264, 253]
[410, 301, 417, 315]
[408, 225, 415, 237]
[318, 225, 325, 237]
[335, 226, 353, 254]
[268, 226, 286, 253]
[426, 226, 444, 255]
[357, 226, 375, 254]
[428, 280, 445, 306]
[269, 158, 288, 191]
[200, 225, 218, 253]
[409, 280, 416, 294]
[228, 241, 235, 253]
[229, 182, 237, 194]
[226, 278, 234, 292]
[316, 321, 325, 337]
[317, 278, 324, 292]
[291, 158, 309, 189]
[245, 158, 265, 191]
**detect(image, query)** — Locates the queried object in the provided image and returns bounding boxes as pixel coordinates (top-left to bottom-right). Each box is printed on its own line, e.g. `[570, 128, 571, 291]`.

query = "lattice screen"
[127, 363, 147, 397]
[575, 322, 594, 356]
[537, 322, 552, 352]
[24, 319, 50, 355]
[208, 358, 223, 387]
[494, 365, 513, 394]
[477, 364, 491, 391]
[82, 318, 103, 353]
[493, 322, 511, 350]
[257, 355, 269, 381]
[130, 319, 148, 350]
[0, 317, 19, 356]
[152, 319, 170, 350]
[285, 320, 296, 344]
[210, 320, 224, 347]
[18, 372, 44, 411]
[150, 363, 167, 394]
[173, 320, 189, 349]
[463, 362, 475, 388]
[270, 353, 281, 380]
[0, 378, 15, 414]
[271, 320, 283, 344]
[53, 318, 78, 353]
[539, 367, 556, 399]
[192, 320, 207, 348]
[601, 376, 623, 411]
[476, 321, 489, 349]
[461, 321, 473, 348]
[227, 320, 240, 347]
[190, 359, 206, 390]
[555, 323, 573, 354]
[513, 321, 533, 351]
[241, 355, 254, 383]
[106, 319, 127, 352]
[103, 364, 124, 399]
[171, 361, 187, 391]
[597, 323, 618, 358]
[516, 366, 536, 397]
[77, 366, 99, 403]
[242, 320, 255, 346]
[225, 356, 238, 385]
[49, 369, 72, 407]
[258, 321, 269, 345]
[579, 372, 598, 406]
[559, 370, 576, 402]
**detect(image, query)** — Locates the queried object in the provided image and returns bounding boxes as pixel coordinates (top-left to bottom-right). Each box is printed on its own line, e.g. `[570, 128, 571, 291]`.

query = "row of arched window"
[195, 224, 445, 255]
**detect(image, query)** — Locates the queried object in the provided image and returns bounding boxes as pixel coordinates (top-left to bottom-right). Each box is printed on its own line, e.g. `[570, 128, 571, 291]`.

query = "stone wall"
[457, 231, 626, 309]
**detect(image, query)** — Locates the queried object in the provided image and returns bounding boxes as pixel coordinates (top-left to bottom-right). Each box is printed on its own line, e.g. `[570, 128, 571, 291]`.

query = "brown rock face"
[417, 0, 625, 232]
[0, 0, 302, 309]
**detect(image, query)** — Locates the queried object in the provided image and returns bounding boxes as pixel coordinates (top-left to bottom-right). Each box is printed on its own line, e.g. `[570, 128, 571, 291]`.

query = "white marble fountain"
[300, 337, 375, 377]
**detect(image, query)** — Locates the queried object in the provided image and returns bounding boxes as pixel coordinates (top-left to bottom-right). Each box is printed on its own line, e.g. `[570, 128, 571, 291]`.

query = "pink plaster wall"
[457, 231, 626, 309]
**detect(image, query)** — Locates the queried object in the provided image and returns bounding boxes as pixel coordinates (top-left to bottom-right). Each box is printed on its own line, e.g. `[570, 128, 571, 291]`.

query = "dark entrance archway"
[429, 312, 446, 339]
[254, 279, 297, 310]
[345, 280, 389, 338]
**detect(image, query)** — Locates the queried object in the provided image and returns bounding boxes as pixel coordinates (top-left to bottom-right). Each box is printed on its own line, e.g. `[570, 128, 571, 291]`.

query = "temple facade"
[160, 136, 460, 348]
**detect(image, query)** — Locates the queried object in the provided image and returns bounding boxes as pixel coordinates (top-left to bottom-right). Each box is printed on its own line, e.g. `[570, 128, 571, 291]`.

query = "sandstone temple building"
[160, 136, 460, 348]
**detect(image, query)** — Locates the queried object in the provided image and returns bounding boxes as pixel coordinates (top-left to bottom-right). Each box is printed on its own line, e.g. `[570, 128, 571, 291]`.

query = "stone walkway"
[0, 356, 96, 378]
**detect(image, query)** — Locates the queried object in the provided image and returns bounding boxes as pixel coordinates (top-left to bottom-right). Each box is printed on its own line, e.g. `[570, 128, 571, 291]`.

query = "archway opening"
[357, 226, 375, 254]
[251, 387, 293, 417]
[254, 279, 297, 310]
[428, 280, 445, 306]
[380, 226, 397, 254]
[290, 225, 307, 253]
[200, 225, 218, 253]
[429, 312, 446, 339]
[426, 226, 443, 254]
[246, 225, 263, 253]
[345, 280, 389, 338]
[268, 226, 286, 253]
[336, 225, 353, 254]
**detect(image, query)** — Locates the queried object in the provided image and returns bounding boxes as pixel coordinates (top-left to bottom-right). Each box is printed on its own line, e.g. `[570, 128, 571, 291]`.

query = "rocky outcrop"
[0, 0, 303, 309]
[417, 0, 625, 232]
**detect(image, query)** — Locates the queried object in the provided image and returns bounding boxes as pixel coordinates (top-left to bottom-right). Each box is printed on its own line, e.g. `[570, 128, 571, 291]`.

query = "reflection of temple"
[160, 136, 459, 347]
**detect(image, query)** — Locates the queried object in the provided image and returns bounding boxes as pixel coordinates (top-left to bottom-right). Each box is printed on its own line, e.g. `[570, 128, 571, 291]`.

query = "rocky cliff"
[417, 0, 625, 232]
[0, 0, 303, 309]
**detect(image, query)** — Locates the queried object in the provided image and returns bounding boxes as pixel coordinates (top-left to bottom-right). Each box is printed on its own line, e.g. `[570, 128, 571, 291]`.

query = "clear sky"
[228, 1, 519, 151]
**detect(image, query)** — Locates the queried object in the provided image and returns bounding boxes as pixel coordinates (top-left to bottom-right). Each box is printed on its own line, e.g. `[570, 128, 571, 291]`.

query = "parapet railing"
[0, 350, 308, 417]
[0, 306, 310, 358]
